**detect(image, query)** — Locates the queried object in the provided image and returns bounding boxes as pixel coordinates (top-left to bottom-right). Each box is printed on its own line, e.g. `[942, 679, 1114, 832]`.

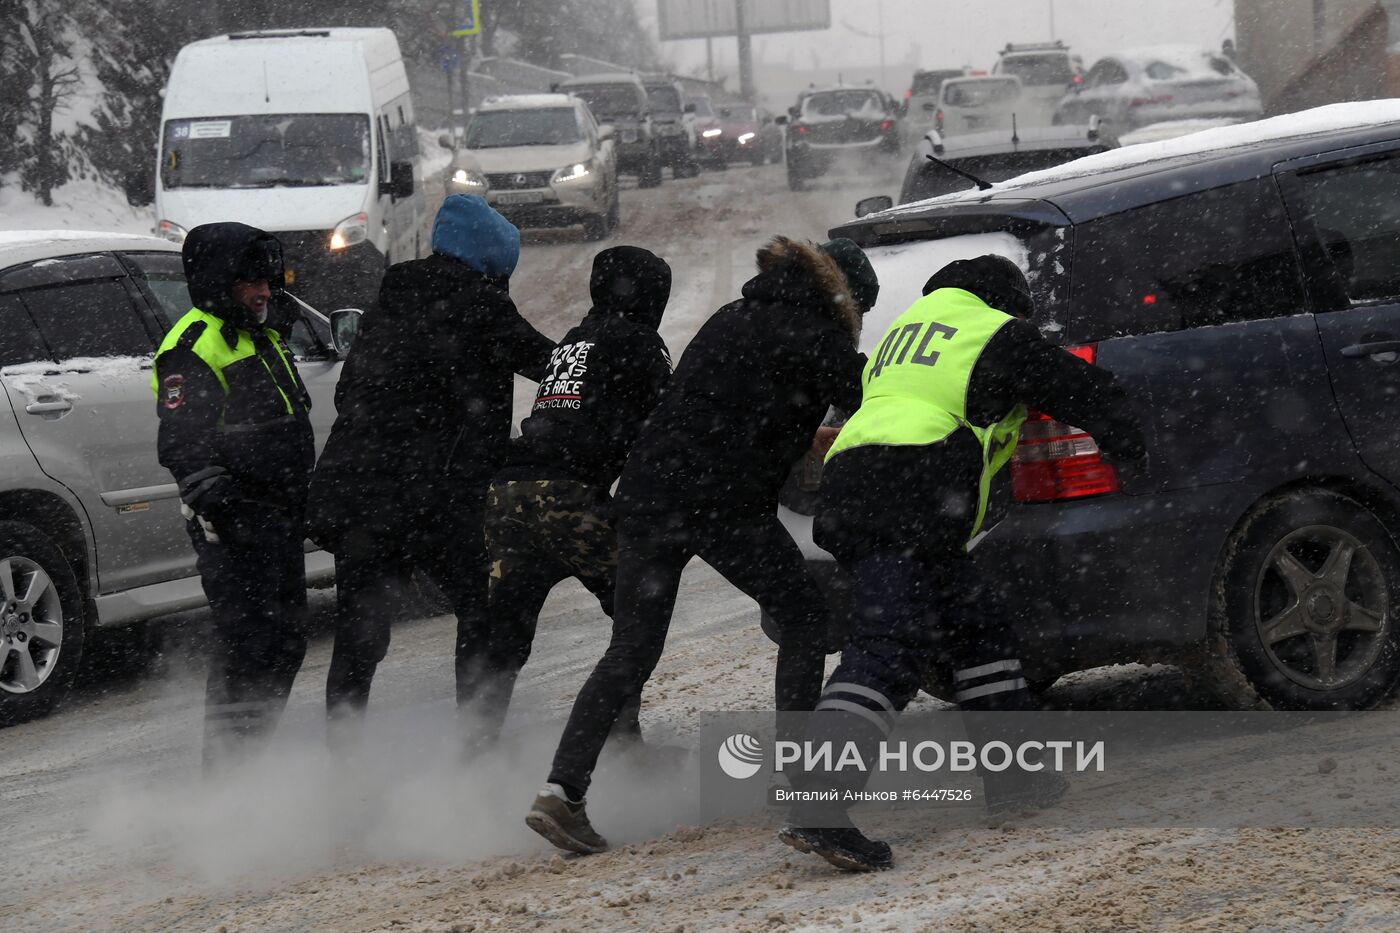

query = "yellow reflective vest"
[150, 308, 300, 421]
[826, 287, 1027, 538]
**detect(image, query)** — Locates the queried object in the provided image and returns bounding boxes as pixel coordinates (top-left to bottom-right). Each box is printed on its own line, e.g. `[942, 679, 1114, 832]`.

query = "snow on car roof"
[1116, 44, 1231, 72]
[0, 231, 175, 270]
[880, 100, 1400, 217]
[481, 93, 576, 110]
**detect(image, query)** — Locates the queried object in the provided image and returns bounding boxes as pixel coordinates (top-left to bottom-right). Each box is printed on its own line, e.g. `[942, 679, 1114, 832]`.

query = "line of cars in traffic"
[909, 41, 1261, 149]
[440, 72, 785, 240]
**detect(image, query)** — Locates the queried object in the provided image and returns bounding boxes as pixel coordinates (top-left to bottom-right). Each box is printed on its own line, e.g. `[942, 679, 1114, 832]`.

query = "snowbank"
[0, 173, 153, 236]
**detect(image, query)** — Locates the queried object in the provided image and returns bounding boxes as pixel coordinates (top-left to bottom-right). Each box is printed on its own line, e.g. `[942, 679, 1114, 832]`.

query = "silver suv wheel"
[0, 556, 65, 694]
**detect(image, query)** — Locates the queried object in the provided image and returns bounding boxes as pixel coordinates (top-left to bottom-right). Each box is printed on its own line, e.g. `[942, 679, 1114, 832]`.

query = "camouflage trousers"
[465, 479, 639, 744]
[486, 480, 618, 596]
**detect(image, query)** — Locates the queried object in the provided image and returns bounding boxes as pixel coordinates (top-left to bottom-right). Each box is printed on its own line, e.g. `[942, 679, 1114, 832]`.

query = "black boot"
[778, 821, 893, 872]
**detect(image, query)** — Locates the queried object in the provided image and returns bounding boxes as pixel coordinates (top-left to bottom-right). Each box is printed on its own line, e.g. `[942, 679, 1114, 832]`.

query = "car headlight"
[329, 212, 369, 251]
[737, 132, 756, 145]
[551, 161, 592, 183]
[156, 219, 188, 244]
[449, 167, 488, 190]
[702, 128, 722, 138]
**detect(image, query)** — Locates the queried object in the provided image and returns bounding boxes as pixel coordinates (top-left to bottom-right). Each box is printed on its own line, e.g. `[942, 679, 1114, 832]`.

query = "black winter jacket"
[615, 237, 865, 520]
[312, 253, 553, 498]
[500, 246, 673, 490]
[155, 222, 314, 514]
[816, 310, 1146, 565]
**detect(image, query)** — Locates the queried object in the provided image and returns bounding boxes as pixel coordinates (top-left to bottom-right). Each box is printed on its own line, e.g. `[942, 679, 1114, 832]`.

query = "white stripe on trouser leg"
[814, 698, 895, 734]
[953, 659, 1022, 682]
[955, 677, 1029, 703]
[822, 681, 896, 713]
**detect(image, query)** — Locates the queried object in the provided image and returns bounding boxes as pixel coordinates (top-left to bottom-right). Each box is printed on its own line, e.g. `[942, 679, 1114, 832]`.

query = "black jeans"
[465, 479, 640, 744]
[192, 505, 309, 770]
[324, 487, 488, 722]
[548, 509, 831, 795]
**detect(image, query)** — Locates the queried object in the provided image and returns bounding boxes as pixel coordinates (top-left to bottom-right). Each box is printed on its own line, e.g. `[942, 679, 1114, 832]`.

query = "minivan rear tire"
[0, 521, 85, 727]
[1201, 490, 1400, 710]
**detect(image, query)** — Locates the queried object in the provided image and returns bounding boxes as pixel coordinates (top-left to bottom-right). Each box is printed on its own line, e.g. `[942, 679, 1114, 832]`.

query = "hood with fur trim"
[741, 236, 860, 340]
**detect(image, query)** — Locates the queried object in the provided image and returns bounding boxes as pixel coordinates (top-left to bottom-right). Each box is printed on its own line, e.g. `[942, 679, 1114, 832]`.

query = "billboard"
[657, 0, 831, 40]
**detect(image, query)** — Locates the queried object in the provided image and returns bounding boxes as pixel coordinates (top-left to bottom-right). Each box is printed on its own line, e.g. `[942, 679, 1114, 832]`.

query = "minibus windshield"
[161, 113, 371, 189]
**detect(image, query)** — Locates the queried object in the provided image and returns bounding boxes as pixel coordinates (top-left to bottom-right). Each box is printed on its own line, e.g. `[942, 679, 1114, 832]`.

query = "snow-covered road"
[5, 162, 1399, 932]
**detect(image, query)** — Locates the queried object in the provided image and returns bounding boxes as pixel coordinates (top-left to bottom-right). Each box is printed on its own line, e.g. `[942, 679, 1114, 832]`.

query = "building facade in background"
[1237, 0, 1400, 113]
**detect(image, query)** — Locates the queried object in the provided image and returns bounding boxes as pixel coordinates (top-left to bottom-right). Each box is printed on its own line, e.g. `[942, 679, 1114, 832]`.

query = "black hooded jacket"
[154, 222, 314, 512]
[312, 252, 553, 500]
[614, 237, 865, 519]
[499, 246, 673, 490]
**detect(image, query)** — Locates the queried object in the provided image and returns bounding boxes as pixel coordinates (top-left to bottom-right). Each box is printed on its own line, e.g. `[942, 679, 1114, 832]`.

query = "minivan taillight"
[1010, 343, 1122, 503]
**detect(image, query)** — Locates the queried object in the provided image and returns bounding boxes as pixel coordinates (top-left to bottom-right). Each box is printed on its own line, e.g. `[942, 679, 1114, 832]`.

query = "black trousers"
[324, 487, 489, 721]
[465, 479, 641, 744]
[548, 509, 831, 795]
[192, 505, 309, 770]
[792, 548, 1035, 824]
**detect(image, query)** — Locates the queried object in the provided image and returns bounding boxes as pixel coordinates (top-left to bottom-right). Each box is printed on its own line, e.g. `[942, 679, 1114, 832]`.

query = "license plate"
[495, 191, 544, 205]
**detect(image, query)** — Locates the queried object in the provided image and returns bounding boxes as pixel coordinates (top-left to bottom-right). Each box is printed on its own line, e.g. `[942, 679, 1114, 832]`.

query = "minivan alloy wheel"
[0, 556, 64, 695]
[1253, 525, 1387, 692]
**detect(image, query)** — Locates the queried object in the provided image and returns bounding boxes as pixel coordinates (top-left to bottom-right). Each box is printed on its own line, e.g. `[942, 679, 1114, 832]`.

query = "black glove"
[178, 466, 239, 515]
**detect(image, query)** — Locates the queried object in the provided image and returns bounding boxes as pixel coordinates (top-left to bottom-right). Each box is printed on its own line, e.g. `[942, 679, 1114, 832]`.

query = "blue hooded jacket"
[431, 194, 521, 279]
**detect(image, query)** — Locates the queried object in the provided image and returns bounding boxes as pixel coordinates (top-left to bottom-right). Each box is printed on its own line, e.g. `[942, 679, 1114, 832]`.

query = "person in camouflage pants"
[459, 246, 672, 748]
[475, 479, 641, 742]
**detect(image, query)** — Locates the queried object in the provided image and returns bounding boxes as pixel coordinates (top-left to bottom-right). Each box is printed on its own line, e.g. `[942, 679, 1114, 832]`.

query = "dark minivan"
[780, 112, 1400, 710]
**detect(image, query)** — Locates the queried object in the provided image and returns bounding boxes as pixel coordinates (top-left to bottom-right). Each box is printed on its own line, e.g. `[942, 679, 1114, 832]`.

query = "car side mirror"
[855, 195, 893, 218]
[683, 103, 697, 114]
[329, 308, 362, 357]
[383, 160, 414, 199]
[774, 115, 789, 126]
[598, 124, 615, 141]
[787, 106, 800, 119]
[438, 133, 454, 150]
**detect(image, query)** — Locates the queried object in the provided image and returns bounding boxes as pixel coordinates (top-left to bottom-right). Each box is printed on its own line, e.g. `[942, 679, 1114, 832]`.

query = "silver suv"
[0, 231, 351, 725]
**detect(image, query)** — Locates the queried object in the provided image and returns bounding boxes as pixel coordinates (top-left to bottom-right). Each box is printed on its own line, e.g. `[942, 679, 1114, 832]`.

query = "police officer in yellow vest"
[152, 222, 316, 770]
[779, 255, 1145, 871]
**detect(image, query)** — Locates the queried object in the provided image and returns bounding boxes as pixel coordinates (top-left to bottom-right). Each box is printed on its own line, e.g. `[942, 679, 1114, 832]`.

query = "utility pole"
[736, 0, 755, 100]
[877, 0, 886, 90]
[706, 36, 714, 81]
[1048, 0, 1056, 40]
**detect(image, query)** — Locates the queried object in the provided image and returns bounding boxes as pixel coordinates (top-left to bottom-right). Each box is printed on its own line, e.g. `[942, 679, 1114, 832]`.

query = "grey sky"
[637, 0, 1236, 88]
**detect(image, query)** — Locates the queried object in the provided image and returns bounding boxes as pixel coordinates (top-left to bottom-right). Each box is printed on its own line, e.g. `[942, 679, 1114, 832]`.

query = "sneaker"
[525, 784, 608, 854]
[778, 824, 893, 872]
[984, 770, 1069, 819]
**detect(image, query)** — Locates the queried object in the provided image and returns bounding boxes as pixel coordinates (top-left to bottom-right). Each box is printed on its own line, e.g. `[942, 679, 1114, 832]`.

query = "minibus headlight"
[329, 212, 369, 251]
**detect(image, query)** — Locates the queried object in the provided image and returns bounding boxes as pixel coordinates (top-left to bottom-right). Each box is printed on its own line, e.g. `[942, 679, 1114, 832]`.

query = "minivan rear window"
[942, 79, 1021, 108]
[998, 54, 1073, 86]
[1071, 178, 1305, 340]
[161, 113, 371, 189]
